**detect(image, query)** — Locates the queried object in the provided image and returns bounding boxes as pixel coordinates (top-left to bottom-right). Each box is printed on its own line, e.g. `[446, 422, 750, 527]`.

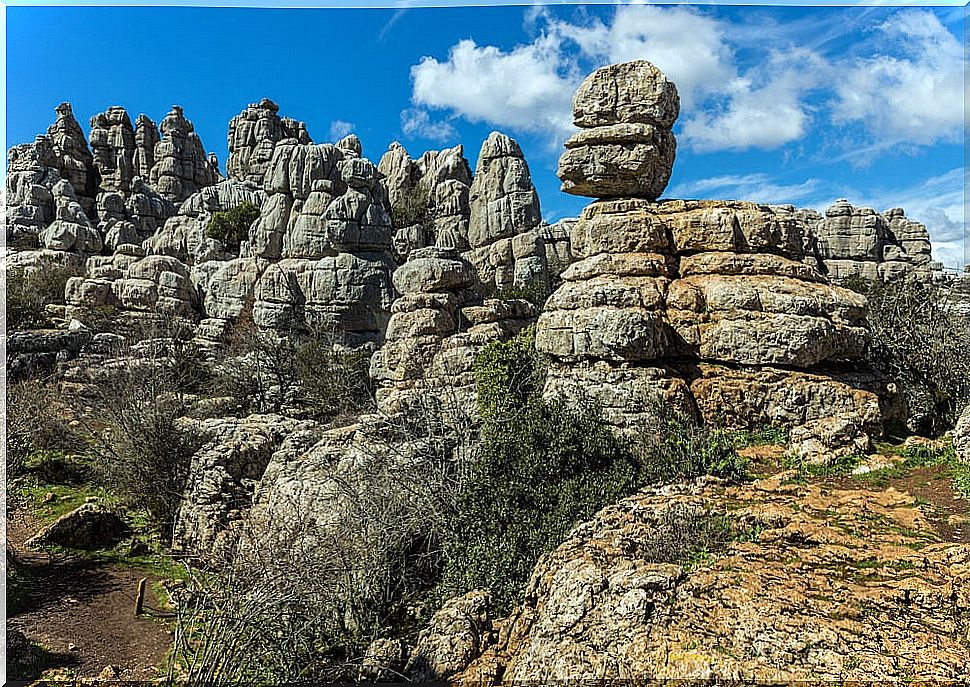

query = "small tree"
[207, 201, 260, 253]
[86, 331, 205, 540]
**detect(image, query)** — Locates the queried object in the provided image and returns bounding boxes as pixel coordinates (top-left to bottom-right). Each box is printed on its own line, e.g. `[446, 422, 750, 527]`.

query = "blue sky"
[5, 2, 967, 268]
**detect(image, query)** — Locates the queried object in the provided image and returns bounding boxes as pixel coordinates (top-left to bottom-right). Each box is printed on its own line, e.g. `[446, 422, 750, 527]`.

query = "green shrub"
[489, 279, 551, 311]
[6, 262, 79, 330]
[845, 277, 970, 435]
[389, 183, 430, 231]
[207, 201, 260, 253]
[441, 328, 752, 611]
[6, 379, 87, 478]
[441, 328, 641, 611]
[636, 410, 750, 484]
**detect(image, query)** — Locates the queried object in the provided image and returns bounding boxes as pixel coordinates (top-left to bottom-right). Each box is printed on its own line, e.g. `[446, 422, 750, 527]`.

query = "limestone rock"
[559, 61, 679, 200]
[378, 141, 473, 259]
[458, 481, 970, 682]
[467, 132, 541, 249]
[47, 102, 98, 215]
[226, 98, 311, 186]
[27, 503, 130, 550]
[89, 107, 136, 194]
[572, 60, 680, 129]
[38, 180, 102, 253]
[5, 136, 61, 247]
[147, 179, 264, 263]
[815, 200, 940, 283]
[149, 105, 216, 203]
[372, 246, 534, 417]
[955, 405, 970, 463]
[133, 114, 160, 179]
[405, 590, 494, 682]
[173, 414, 318, 561]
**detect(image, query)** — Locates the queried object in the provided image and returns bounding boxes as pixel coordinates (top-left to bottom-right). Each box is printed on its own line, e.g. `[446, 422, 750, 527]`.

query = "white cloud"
[328, 120, 354, 141]
[544, 5, 735, 109]
[680, 49, 825, 152]
[400, 107, 456, 143]
[831, 10, 964, 146]
[410, 35, 576, 138]
[406, 6, 963, 157]
[670, 173, 821, 205]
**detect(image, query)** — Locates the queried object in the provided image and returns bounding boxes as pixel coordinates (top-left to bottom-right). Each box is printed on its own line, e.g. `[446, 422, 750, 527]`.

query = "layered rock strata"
[537, 62, 884, 460]
[370, 246, 534, 417]
[149, 105, 217, 203]
[47, 102, 98, 216]
[66, 247, 199, 322]
[200, 139, 396, 345]
[89, 107, 136, 194]
[815, 199, 942, 282]
[147, 179, 265, 264]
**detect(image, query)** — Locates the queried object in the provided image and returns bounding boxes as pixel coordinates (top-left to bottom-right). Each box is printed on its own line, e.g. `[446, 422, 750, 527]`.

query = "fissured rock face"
[456, 478, 970, 682]
[558, 61, 679, 200]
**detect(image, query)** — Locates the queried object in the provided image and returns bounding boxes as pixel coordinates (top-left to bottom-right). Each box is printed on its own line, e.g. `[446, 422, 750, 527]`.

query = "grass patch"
[856, 439, 969, 498]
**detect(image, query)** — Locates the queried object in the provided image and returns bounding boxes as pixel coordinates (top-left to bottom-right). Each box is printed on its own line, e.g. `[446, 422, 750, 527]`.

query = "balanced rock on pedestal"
[538, 61, 889, 462]
[558, 61, 678, 200]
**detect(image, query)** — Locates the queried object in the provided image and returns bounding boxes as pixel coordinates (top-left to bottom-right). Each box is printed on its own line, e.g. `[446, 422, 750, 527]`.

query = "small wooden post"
[134, 577, 148, 617]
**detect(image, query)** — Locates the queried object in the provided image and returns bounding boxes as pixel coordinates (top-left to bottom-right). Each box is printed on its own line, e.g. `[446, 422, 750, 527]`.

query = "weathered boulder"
[38, 180, 102, 254]
[27, 504, 130, 550]
[226, 98, 311, 186]
[559, 61, 678, 200]
[457, 479, 970, 682]
[405, 590, 494, 682]
[173, 414, 319, 562]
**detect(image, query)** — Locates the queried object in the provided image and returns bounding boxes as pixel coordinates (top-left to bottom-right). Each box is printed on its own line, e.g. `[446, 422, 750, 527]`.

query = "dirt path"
[6, 510, 174, 681]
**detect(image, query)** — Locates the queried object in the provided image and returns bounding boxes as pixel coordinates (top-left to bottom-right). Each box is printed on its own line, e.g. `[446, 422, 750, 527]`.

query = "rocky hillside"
[6, 59, 969, 683]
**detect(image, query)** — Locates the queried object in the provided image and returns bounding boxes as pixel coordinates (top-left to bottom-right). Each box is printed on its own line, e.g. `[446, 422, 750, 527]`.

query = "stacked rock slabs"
[537, 61, 885, 459]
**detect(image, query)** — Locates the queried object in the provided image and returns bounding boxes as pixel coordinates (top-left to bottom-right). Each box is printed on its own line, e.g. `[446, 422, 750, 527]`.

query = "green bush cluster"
[207, 201, 260, 253]
[440, 327, 749, 612]
[389, 182, 430, 231]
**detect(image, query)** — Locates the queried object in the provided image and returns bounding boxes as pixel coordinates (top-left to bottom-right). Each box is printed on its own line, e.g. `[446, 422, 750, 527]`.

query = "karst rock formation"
[536, 61, 891, 462]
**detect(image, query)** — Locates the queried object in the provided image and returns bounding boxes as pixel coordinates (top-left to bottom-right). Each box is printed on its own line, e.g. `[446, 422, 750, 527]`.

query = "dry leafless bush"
[168, 391, 479, 683]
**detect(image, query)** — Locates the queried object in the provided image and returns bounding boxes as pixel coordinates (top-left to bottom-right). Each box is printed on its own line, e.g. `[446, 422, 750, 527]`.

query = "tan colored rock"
[458, 480, 970, 682]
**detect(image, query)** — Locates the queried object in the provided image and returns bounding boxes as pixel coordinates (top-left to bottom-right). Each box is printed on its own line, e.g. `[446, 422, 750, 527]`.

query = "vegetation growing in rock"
[441, 328, 749, 611]
[86, 335, 205, 540]
[206, 200, 260, 252]
[6, 261, 79, 330]
[389, 181, 430, 230]
[846, 277, 970, 435]
[212, 309, 374, 421]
